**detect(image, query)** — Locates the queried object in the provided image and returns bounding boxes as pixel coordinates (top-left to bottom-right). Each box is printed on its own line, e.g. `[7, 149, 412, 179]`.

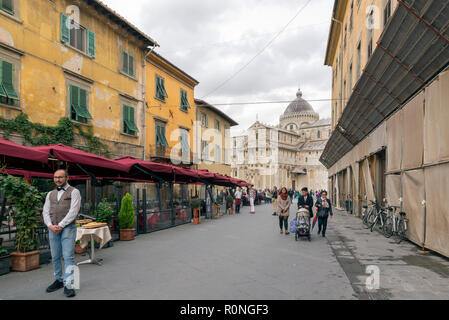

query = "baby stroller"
[295, 208, 311, 241]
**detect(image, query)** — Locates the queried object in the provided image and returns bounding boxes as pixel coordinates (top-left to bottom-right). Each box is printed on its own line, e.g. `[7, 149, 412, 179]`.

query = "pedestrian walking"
[276, 187, 291, 235]
[298, 187, 314, 218]
[272, 186, 278, 216]
[234, 187, 242, 214]
[42, 169, 81, 298]
[315, 190, 333, 237]
[249, 185, 256, 214]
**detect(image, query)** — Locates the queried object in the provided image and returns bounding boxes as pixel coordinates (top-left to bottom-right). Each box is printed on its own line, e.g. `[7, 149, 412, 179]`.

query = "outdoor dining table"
[76, 226, 111, 266]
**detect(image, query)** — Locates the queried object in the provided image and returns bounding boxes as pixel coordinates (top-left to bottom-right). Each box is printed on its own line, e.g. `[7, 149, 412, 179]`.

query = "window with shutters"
[155, 75, 168, 102]
[180, 129, 190, 152]
[0, 0, 14, 15]
[200, 112, 208, 128]
[0, 58, 20, 107]
[60, 13, 95, 58]
[69, 84, 92, 124]
[180, 88, 189, 111]
[121, 50, 135, 78]
[155, 122, 169, 147]
[122, 105, 138, 136]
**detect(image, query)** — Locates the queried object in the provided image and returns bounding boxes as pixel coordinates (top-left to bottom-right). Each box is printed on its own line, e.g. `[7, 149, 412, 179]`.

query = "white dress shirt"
[235, 191, 242, 199]
[42, 184, 81, 228]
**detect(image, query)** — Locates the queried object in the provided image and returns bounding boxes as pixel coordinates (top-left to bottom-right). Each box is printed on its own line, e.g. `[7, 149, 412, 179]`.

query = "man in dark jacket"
[298, 187, 314, 218]
[315, 190, 333, 237]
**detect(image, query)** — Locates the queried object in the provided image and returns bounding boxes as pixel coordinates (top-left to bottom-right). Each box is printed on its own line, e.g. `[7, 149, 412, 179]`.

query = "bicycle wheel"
[363, 208, 374, 229]
[368, 212, 378, 231]
[396, 219, 406, 244]
[383, 216, 393, 238]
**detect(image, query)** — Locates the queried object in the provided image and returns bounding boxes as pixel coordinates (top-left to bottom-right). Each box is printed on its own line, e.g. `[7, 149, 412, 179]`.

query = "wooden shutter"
[129, 55, 134, 77]
[1, 61, 18, 100]
[122, 51, 129, 74]
[60, 13, 70, 44]
[2, 0, 14, 14]
[87, 30, 95, 58]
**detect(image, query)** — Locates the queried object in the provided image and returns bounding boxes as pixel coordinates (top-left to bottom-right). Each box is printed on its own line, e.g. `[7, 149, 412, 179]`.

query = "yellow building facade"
[326, 0, 398, 130]
[194, 99, 238, 176]
[146, 52, 199, 165]
[0, 0, 158, 158]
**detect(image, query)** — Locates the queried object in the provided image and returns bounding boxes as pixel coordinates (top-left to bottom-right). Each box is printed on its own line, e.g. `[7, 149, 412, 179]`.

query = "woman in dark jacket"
[315, 190, 333, 237]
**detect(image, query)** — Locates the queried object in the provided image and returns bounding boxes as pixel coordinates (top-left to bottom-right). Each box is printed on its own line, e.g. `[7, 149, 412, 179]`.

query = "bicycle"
[383, 206, 408, 243]
[368, 201, 388, 233]
[362, 200, 379, 229]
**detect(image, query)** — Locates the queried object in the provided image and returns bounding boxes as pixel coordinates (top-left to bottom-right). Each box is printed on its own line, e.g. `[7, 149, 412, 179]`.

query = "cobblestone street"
[1, 201, 449, 300]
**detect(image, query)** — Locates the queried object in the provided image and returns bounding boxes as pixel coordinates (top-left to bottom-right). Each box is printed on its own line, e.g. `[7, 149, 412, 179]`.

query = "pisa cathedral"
[231, 89, 331, 191]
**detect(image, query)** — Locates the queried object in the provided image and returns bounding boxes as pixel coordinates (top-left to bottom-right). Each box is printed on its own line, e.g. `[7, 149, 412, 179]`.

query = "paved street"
[1, 201, 449, 300]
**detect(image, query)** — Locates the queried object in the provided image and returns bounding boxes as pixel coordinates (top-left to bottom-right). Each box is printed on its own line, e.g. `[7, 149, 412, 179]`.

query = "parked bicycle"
[362, 200, 380, 229]
[367, 200, 388, 233]
[383, 206, 408, 243]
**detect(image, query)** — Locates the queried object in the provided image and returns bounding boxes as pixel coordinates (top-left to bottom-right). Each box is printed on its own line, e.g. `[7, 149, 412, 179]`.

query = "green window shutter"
[122, 51, 129, 74]
[87, 30, 95, 58]
[160, 126, 168, 146]
[1, 61, 19, 100]
[123, 105, 138, 134]
[78, 88, 92, 119]
[156, 125, 162, 145]
[123, 105, 129, 133]
[181, 90, 189, 109]
[156, 76, 165, 100]
[1, 0, 14, 15]
[0, 60, 6, 99]
[129, 55, 134, 77]
[161, 78, 168, 98]
[60, 13, 70, 44]
[181, 132, 189, 151]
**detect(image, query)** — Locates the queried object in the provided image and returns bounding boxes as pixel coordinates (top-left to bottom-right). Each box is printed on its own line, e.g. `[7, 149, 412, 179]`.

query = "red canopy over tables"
[0, 141, 252, 187]
[32, 144, 129, 178]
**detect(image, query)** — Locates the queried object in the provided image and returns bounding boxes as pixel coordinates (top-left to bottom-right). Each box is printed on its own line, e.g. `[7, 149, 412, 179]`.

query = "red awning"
[0, 139, 49, 163]
[33, 144, 129, 175]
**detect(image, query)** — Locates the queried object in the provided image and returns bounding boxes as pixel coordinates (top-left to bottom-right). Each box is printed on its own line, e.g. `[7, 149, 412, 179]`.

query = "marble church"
[231, 89, 331, 192]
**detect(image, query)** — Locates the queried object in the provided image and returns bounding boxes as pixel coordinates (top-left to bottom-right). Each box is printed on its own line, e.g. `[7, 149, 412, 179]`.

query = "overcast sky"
[101, 0, 334, 135]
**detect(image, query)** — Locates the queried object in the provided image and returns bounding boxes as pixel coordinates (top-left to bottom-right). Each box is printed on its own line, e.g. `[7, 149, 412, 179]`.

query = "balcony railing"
[148, 145, 193, 164]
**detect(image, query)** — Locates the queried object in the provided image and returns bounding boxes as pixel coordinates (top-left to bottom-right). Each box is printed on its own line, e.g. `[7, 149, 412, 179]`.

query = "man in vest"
[42, 169, 81, 298]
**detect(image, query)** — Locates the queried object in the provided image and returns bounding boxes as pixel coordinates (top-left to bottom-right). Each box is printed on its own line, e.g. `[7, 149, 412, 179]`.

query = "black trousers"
[235, 204, 241, 213]
[318, 217, 329, 235]
[279, 216, 289, 230]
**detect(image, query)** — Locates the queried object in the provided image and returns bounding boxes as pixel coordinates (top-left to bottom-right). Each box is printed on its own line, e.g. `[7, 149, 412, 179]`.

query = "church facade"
[231, 89, 331, 192]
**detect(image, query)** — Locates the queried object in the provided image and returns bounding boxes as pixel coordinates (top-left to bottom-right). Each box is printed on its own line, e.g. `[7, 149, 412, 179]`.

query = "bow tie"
[57, 187, 65, 192]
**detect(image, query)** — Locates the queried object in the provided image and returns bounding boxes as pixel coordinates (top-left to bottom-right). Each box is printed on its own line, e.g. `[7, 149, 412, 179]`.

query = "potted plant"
[118, 193, 136, 241]
[226, 195, 234, 215]
[96, 199, 114, 226]
[75, 240, 86, 254]
[0, 246, 10, 276]
[0, 175, 43, 272]
[190, 198, 201, 225]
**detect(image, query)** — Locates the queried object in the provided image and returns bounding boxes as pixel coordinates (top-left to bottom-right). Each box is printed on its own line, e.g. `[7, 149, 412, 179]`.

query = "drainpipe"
[142, 44, 158, 161]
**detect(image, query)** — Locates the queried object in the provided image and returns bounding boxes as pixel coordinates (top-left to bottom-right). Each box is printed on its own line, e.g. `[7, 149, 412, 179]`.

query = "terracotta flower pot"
[120, 228, 136, 241]
[229, 209, 233, 215]
[75, 244, 86, 254]
[10, 250, 40, 272]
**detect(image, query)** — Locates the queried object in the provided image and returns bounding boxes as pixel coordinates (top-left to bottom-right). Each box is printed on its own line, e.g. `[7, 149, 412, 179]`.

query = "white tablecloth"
[76, 226, 112, 249]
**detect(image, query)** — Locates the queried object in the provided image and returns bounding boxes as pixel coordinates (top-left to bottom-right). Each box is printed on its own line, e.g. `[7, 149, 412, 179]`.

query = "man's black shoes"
[64, 286, 76, 298]
[46, 280, 64, 293]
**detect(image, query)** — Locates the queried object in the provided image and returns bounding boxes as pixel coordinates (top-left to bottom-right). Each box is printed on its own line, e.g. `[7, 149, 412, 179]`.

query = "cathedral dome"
[280, 89, 319, 131]
[283, 89, 314, 115]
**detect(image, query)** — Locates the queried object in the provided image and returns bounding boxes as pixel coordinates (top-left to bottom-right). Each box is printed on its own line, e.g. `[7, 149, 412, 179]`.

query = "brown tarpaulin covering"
[386, 174, 401, 207]
[402, 93, 424, 170]
[424, 70, 449, 164]
[351, 162, 360, 216]
[402, 170, 425, 246]
[362, 158, 376, 202]
[386, 110, 403, 172]
[424, 163, 449, 258]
